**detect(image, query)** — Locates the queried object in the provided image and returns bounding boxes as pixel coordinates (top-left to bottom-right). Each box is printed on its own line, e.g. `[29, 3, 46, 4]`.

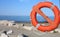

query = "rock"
[55, 29, 60, 33]
[6, 30, 13, 35]
[0, 20, 8, 25]
[3, 30, 13, 35]
[23, 26, 33, 31]
[49, 28, 60, 33]
[17, 34, 23, 37]
[13, 23, 25, 28]
[0, 20, 15, 27]
[7, 23, 13, 27]
[19, 24, 24, 28]
[13, 25, 19, 28]
[49, 31, 54, 33]
[0, 33, 8, 37]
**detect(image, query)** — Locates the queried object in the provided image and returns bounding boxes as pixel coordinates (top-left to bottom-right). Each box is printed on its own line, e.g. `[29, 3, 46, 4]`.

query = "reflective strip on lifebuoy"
[30, 2, 59, 32]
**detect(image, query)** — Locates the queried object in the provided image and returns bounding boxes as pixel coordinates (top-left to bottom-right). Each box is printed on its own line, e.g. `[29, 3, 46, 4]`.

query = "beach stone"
[13, 23, 24, 28]
[13, 25, 19, 28]
[0, 33, 8, 37]
[32, 26, 37, 30]
[0, 20, 8, 25]
[0, 20, 15, 26]
[7, 22, 15, 27]
[55, 28, 60, 33]
[6, 30, 13, 35]
[17, 34, 23, 37]
[49, 28, 60, 33]
[49, 31, 54, 33]
[3, 30, 13, 35]
[23, 26, 33, 31]
[19, 24, 24, 27]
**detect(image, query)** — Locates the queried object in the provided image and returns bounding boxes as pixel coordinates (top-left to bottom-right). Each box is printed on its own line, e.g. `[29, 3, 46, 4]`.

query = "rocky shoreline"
[0, 20, 60, 37]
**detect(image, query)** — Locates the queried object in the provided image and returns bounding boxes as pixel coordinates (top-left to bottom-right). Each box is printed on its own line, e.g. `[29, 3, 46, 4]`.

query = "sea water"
[0, 16, 54, 22]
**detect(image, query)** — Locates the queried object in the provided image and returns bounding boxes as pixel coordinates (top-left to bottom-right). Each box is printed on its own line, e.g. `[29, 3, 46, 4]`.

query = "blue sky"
[0, 0, 60, 16]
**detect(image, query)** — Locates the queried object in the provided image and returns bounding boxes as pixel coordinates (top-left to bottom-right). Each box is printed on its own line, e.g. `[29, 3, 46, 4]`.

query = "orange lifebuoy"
[59, 10, 60, 23]
[30, 2, 59, 32]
